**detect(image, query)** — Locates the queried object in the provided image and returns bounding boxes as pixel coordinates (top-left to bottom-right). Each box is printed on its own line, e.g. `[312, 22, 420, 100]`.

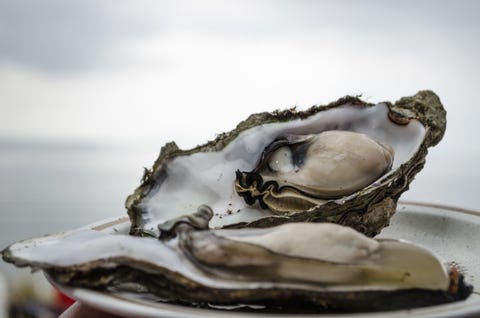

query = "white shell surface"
[139, 103, 425, 234]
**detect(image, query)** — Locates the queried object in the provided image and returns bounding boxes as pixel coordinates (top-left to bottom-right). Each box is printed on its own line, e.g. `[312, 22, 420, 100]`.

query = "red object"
[54, 288, 76, 308]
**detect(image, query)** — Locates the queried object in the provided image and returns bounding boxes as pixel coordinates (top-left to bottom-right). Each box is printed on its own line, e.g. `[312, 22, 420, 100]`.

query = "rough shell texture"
[126, 90, 446, 237]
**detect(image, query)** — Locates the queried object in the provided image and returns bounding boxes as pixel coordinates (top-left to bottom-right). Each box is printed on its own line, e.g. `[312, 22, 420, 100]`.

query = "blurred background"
[0, 0, 479, 316]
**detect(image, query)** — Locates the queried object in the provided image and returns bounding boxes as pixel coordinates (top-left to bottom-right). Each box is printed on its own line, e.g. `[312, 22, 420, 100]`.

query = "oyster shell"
[127, 90, 446, 237]
[1, 207, 472, 312]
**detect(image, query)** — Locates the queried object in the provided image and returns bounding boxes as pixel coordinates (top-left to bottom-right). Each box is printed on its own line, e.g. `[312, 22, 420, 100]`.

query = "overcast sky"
[0, 0, 479, 150]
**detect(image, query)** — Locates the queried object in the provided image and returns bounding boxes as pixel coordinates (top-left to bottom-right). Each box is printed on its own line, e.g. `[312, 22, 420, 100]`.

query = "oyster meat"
[235, 130, 394, 213]
[127, 90, 446, 237]
[1, 207, 472, 312]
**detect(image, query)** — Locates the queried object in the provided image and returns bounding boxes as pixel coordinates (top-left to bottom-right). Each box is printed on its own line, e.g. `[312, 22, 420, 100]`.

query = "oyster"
[127, 90, 446, 237]
[1, 207, 472, 312]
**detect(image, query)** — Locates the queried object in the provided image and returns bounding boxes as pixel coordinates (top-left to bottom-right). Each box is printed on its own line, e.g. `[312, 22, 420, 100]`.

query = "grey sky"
[0, 0, 165, 72]
[1, 1, 479, 73]
[0, 0, 479, 149]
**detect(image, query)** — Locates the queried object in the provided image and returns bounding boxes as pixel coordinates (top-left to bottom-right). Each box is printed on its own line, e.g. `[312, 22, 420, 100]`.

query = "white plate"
[51, 201, 480, 318]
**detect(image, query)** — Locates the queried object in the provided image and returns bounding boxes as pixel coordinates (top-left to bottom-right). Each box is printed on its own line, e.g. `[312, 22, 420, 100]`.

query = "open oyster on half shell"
[127, 90, 446, 237]
[1, 90, 473, 313]
[1, 206, 472, 312]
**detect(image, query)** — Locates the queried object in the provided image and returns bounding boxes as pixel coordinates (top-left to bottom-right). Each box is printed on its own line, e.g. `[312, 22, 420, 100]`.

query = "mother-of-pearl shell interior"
[139, 103, 425, 233]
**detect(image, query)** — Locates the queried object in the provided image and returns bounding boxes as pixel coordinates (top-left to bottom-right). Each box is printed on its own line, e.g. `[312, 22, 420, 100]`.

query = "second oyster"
[1, 206, 471, 312]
